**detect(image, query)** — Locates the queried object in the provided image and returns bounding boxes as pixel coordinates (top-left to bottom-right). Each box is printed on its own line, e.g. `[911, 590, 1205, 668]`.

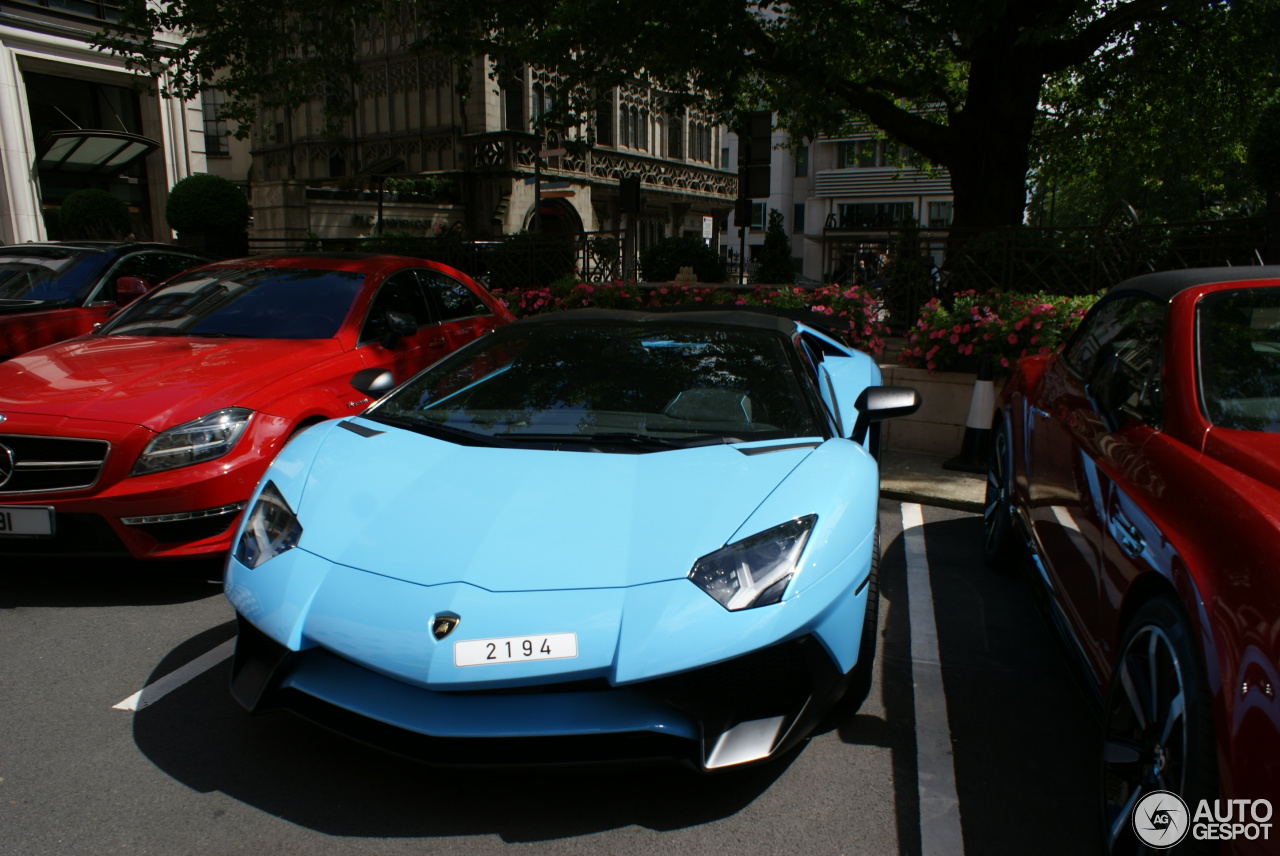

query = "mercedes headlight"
[234, 481, 302, 569]
[132, 407, 253, 476]
[688, 515, 816, 611]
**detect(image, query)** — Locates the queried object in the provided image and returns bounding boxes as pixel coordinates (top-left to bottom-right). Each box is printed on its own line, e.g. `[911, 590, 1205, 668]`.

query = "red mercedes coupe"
[0, 254, 512, 562]
[985, 267, 1280, 855]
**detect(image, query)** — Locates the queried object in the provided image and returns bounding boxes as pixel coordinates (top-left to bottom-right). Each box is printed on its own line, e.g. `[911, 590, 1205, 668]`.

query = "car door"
[357, 268, 446, 383]
[1086, 300, 1168, 666]
[415, 268, 504, 351]
[1026, 296, 1159, 677]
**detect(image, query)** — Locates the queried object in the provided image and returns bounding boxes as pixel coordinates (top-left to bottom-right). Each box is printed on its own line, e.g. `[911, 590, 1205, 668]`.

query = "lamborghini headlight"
[688, 515, 817, 611]
[132, 407, 253, 476]
[234, 481, 302, 569]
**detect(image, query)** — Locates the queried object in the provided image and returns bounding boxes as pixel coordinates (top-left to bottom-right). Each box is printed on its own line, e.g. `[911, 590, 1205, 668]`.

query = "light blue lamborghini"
[224, 308, 919, 770]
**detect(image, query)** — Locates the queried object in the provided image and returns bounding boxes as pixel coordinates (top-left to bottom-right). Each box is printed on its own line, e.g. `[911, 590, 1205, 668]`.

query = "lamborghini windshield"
[366, 319, 823, 449]
[98, 267, 364, 339]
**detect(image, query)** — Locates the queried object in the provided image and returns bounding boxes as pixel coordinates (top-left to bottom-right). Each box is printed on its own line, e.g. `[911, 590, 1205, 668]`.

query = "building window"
[504, 79, 525, 131]
[794, 144, 808, 177]
[668, 114, 683, 159]
[837, 140, 881, 168]
[721, 146, 730, 169]
[202, 89, 229, 157]
[531, 83, 544, 127]
[593, 93, 614, 145]
[928, 201, 953, 228]
[793, 203, 805, 233]
[750, 201, 766, 229]
[30, 0, 122, 21]
[837, 202, 915, 229]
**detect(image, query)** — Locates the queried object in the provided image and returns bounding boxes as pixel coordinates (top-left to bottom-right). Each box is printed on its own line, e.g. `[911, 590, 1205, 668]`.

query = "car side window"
[417, 270, 490, 320]
[1073, 297, 1165, 429]
[360, 271, 435, 344]
[1063, 298, 1132, 380]
[94, 252, 204, 302]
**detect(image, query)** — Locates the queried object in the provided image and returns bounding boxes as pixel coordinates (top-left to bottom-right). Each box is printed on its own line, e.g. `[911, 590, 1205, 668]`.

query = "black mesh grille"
[0, 513, 128, 555]
[0, 435, 109, 494]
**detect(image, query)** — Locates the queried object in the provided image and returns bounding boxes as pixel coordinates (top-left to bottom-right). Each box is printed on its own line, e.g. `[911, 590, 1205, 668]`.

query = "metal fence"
[247, 208, 1274, 302]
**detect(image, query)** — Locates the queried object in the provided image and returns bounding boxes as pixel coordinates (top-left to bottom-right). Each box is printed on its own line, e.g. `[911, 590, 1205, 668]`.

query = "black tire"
[982, 421, 1020, 572]
[1101, 596, 1219, 855]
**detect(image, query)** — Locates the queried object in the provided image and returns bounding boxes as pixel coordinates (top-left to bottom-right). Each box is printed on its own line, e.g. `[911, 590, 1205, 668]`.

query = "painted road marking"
[112, 638, 234, 712]
[902, 502, 966, 856]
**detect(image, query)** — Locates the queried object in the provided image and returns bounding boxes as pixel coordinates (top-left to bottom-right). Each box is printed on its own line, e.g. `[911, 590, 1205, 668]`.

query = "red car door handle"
[430, 337, 447, 348]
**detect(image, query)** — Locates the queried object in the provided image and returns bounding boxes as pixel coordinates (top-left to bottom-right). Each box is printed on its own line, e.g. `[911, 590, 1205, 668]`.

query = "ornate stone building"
[0, 0, 210, 244]
[250, 12, 738, 255]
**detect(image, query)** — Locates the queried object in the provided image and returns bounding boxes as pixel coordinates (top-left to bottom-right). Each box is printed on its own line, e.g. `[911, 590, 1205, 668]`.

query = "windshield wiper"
[494, 431, 730, 451]
[364, 414, 497, 447]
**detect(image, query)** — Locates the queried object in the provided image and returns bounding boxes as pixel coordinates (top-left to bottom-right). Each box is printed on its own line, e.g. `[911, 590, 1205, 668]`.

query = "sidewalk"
[879, 450, 986, 514]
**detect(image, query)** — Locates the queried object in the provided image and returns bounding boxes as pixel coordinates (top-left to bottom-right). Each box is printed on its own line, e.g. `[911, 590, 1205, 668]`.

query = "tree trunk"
[943, 43, 1045, 232]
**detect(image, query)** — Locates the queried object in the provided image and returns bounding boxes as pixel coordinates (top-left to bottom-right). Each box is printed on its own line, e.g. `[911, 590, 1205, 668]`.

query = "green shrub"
[755, 209, 794, 284]
[639, 236, 727, 283]
[165, 174, 250, 234]
[59, 189, 130, 240]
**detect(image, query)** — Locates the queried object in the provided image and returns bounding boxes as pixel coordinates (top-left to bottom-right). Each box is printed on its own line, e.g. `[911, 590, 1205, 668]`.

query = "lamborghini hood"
[293, 422, 820, 592]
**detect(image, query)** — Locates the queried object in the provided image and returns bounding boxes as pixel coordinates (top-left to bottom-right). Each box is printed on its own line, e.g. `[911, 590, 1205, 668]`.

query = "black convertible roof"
[1110, 266, 1280, 301]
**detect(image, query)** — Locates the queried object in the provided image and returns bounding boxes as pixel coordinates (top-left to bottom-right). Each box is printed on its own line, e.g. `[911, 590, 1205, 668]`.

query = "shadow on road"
[130, 631, 793, 842]
[0, 557, 223, 609]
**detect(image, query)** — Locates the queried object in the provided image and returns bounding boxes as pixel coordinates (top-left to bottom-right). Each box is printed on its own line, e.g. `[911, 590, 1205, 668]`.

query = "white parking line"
[902, 502, 966, 856]
[112, 638, 235, 712]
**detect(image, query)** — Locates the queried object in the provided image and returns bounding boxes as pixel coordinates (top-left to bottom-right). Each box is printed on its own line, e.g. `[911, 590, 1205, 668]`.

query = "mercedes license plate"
[0, 506, 54, 537]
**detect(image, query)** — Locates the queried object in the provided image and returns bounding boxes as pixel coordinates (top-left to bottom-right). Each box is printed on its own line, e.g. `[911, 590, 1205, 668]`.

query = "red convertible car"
[985, 267, 1280, 855]
[0, 254, 512, 562]
[0, 242, 209, 360]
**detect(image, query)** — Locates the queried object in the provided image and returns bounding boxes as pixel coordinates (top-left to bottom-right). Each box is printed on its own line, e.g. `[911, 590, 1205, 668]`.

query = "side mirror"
[852, 386, 921, 443]
[382, 310, 417, 348]
[116, 276, 151, 306]
[349, 369, 396, 397]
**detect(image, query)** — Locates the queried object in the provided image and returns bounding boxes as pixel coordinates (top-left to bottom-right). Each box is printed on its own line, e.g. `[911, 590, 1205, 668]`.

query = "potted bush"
[639, 236, 727, 283]
[165, 174, 250, 258]
[58, 189, 132, 241]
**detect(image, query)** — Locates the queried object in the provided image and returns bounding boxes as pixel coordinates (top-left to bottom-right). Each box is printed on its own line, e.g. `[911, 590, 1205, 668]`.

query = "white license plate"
[454, 632, 578, 667]
[0, 506, 54, 537]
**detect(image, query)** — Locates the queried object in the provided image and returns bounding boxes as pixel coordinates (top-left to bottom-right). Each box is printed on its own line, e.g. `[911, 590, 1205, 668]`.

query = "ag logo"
[1133, 790, 1190, 849]
[432, 614, 459, 640]
[0, 442, 14, 489]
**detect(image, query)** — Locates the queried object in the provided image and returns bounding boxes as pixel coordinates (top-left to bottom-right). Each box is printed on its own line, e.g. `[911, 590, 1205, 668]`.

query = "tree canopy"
[1030, 0, 1280, 226]
[101, 0, 1279, 229]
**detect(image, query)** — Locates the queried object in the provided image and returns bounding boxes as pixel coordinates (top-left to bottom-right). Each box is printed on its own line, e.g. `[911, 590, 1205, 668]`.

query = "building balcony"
[813, 167, 950, 198]
[463, 131, 738, 203]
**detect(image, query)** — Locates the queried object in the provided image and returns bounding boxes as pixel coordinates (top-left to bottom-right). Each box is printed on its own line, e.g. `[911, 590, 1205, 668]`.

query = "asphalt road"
[1, 502, 1101, 856]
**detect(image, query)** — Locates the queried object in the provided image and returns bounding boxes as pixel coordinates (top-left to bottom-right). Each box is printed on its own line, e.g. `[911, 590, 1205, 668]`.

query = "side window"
[1063, 297, 1135, 380]
[1076, 297, 1166, 428]
[417, 270, 490, 321]
[95, 253, 204, 302]
[360, 272, 434, 344]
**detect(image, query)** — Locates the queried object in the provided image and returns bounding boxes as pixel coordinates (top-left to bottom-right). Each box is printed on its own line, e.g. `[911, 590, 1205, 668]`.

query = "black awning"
[35, 130, 158, 174]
